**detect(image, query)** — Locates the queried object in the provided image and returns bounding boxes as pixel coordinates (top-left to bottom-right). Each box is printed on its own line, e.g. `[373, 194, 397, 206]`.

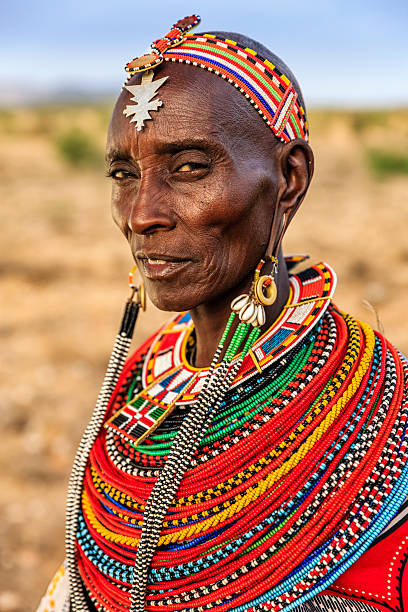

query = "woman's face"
[106, 63, 283, 312]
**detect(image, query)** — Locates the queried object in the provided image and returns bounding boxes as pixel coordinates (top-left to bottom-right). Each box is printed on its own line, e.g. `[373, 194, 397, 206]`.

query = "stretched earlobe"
[280, 139, 314, 214]
[262, 139, 313, 267]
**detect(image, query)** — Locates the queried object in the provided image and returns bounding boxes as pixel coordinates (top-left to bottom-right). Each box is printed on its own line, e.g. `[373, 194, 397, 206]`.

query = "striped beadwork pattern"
[138, 263, 335, 407]
[74, 264, 408, 612]
[162, 34, 309, 143]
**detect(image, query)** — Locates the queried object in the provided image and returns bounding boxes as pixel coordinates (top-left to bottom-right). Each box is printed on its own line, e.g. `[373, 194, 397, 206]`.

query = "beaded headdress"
[123, 15, 309, 142]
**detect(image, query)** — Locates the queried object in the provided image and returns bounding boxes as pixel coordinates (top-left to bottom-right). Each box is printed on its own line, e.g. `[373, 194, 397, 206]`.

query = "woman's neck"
[188, 258, 290, 368]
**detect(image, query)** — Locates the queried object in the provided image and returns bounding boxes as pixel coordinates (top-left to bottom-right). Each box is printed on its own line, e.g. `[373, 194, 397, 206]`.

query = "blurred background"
[1, 1, 408, 609]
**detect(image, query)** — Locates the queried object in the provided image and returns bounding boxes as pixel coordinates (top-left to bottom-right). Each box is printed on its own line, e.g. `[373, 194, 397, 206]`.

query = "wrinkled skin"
[106, 63, 313, 366]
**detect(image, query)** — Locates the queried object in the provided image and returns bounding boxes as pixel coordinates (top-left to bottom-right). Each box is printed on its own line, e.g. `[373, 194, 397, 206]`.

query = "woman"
[38, 15, 408, 612]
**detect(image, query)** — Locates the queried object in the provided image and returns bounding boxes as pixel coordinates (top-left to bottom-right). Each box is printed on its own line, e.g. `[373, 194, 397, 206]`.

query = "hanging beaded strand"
[65, 275, 145, 612]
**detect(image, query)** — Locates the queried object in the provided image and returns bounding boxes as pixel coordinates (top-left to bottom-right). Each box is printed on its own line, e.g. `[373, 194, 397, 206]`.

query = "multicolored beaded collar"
[123, 15, 309, 143]
[105, 261, 335, 447]
[74, 261, 408, 612]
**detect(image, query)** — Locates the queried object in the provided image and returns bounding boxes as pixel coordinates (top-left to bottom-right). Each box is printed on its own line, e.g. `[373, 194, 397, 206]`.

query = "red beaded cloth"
[319, 512, 408, 610]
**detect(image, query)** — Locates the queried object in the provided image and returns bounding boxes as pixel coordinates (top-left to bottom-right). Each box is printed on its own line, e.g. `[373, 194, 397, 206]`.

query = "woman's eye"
[176, 162, 207, 172]
[111, 170, 131, 179]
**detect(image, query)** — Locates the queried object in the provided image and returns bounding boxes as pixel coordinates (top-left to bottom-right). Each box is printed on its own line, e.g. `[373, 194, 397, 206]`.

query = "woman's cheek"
[111, 188, 129, 235]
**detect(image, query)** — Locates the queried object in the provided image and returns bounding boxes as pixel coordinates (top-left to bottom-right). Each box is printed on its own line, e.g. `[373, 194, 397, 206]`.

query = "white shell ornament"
[230, 294, 267, 328]
[239, 302, 256, 322]
[256, 304, 266, 327]
[246, 306, 259, 326]
[231, 294, 250, 312]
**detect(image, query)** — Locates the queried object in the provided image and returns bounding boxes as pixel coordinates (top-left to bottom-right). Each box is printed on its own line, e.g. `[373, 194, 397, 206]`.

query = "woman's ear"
[265, 139, 314, 256]
[278, 138, 314, 222]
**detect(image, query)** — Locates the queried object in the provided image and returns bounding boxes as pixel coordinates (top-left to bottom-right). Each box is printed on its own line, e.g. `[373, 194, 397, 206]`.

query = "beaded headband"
[123, 15, 309, 142]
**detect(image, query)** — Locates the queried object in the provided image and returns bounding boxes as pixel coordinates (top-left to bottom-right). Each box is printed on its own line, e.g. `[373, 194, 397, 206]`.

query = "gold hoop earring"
[253, 256, 278, 306]
[254, 275, 277, 306]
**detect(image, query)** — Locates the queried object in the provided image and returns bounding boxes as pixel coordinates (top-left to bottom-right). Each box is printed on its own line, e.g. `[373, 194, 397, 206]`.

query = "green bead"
[134, 328, 317, 457]
[219, 312, 236, 348]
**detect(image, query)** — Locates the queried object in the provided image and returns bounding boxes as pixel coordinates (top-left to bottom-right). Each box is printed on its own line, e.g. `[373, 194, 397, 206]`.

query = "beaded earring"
[128, 266, 146, 311]
[65, 267, 146, 609]
[231, 256, 278, 328]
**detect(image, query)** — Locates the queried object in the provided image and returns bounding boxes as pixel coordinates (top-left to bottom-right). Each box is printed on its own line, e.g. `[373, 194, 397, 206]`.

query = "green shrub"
[367, 149, 408, 178]
[55, 129, 102, 168]
[351, 111, 386, 134]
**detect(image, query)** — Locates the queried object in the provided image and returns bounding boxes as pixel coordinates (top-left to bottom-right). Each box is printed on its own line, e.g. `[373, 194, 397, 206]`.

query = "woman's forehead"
[107, 62, 267, 155]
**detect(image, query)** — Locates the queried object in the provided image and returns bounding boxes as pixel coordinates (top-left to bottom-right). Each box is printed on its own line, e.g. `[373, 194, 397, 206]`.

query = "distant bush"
[367, 149, 408, 178]
[351, 111, 386, 133]
[55, 129, 102, 168]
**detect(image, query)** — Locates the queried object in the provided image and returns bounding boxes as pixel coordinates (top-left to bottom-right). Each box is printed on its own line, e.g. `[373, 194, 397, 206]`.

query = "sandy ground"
[0, 105, 407, 611]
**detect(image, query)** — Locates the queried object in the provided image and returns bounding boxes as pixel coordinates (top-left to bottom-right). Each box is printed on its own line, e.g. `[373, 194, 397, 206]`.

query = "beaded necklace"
[67, 262, 408, 612]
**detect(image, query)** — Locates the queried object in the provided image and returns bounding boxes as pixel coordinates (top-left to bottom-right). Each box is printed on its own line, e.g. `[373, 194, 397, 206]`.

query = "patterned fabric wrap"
[36, 562, 70, 612]
[161, 34, 309, 143]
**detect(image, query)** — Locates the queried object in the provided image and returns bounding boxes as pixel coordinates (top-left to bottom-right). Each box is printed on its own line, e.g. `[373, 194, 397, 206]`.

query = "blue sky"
[2, 0, 407, 106]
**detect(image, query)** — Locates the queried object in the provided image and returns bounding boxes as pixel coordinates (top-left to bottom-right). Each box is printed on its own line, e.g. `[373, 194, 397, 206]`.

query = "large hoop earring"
[254, 275, 277, 306]
[254, 256, 278, 306]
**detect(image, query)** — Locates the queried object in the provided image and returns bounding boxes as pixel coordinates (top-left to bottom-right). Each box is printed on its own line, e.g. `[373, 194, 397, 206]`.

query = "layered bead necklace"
[66, 262, 408, 612]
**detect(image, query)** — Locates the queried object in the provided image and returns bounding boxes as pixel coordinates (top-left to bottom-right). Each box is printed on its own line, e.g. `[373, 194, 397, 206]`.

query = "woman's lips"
[140, 256, 191, 279]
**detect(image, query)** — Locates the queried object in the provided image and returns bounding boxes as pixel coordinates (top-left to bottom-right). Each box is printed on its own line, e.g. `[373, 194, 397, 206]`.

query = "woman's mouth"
[138, 255, 191, 279]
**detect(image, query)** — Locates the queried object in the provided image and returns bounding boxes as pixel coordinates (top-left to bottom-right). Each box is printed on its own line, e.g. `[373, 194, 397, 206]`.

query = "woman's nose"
[127, 173, 175, 235]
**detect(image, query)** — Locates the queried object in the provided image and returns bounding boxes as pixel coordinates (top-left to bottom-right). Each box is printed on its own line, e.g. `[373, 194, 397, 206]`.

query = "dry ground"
[0, 105, 407, 611]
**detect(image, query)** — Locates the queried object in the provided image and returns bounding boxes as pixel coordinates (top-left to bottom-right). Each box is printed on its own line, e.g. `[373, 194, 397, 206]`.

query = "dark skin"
[106, 63, 314, 367]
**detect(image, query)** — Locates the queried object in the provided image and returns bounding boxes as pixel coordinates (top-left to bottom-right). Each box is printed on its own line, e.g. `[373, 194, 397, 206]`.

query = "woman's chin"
[146, 288, 200, 313]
